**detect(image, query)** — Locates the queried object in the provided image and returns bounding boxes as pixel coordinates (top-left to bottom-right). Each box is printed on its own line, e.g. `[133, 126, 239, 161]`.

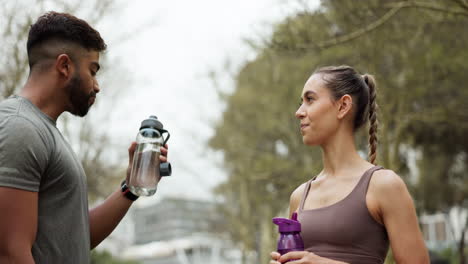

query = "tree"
[91, 250, 140, 264]
[209, 0, 468, 262]
[210, 50, 324, 263]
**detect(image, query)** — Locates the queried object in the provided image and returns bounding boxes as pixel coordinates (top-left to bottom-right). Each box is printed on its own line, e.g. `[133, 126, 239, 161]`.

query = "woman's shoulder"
[370, 168, 409, 196]
[289, 181, 310, 212]
[367, 169, 414, 220]
[291, 181, 309, 200]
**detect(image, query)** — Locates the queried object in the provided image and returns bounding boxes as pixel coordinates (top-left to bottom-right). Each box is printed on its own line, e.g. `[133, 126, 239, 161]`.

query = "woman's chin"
[302, 137, 320, 146]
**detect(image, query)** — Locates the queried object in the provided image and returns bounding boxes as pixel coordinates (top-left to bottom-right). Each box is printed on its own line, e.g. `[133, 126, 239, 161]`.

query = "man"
[0, 12, 168, 263]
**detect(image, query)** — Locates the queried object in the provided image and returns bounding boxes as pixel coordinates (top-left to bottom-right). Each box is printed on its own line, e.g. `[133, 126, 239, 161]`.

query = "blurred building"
[120, 197, 242, 264]
[420, 206, 467, 252]
[421, 213, 454, 250]
[132, 198, 221, 244]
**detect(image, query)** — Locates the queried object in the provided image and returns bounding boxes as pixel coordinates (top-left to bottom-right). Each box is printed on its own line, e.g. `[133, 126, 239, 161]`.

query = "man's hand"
[160, 144, 168, 163]
[126, 142, 169, 182]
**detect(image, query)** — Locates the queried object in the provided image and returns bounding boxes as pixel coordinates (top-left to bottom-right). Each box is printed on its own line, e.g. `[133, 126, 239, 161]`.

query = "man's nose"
[94, 82, 100, 93]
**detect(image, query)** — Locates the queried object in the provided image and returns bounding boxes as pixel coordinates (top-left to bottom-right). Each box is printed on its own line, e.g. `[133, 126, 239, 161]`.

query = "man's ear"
[55, 54, 73, 78]
[337, 94, 353, 120]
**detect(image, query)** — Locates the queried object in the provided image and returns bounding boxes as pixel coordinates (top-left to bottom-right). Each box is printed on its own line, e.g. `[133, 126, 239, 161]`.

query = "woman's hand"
[270, 251, 281, 263]
[270, 251, 348, 264]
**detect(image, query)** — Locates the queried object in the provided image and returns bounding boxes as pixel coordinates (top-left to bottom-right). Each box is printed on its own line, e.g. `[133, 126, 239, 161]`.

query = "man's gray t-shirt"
[0, 96, 90, 263]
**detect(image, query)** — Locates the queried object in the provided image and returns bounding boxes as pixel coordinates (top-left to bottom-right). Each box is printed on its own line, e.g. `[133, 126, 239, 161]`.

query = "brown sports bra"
[297, 166, 389, 264]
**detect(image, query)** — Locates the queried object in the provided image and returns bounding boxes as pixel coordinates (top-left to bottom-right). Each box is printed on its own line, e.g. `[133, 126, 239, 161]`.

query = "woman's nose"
[295, 105, 305, 119]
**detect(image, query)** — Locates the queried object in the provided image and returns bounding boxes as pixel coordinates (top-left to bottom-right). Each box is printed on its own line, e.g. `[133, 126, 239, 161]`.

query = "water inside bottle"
[129, 143, 161, 196]
[129, 185, 156, 196]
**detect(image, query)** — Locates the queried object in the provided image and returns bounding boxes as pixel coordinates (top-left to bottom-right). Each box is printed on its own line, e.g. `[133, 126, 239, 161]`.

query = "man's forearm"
[89, 188, 133, 249]
[0, 251, 35, 264]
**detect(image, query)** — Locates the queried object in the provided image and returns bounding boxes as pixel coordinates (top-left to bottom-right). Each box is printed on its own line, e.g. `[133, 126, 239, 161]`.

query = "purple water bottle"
[272, 212, 304, 255]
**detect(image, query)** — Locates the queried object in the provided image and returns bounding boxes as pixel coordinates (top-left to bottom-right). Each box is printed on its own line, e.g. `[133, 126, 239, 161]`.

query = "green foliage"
[210, 0, 468, 261]
[384, 250, 395, 264]
[91, 250, 140, 264]
[439, 247, 460, 264]
[429, 246, 468, 264]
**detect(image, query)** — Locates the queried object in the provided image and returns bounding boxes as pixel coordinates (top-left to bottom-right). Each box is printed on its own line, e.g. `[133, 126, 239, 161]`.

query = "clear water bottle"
[272, 212, 305, 257]
[128, 115, 172, 196]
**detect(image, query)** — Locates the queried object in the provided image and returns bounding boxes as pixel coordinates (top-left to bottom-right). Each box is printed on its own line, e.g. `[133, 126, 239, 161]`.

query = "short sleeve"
[0, 116, 49, 192]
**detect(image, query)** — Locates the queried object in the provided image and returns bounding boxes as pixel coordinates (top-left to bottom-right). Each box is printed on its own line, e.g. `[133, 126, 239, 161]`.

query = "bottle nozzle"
[272, 213, 302, 233]
[291, 212, 298, 221]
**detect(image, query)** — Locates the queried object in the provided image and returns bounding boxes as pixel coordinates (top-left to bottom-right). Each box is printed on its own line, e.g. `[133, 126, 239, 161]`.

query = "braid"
[364, 74, 378, 164]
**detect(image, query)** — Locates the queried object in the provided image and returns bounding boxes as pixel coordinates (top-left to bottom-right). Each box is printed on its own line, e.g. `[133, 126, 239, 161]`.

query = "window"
[422, 223, 430, 241]
[435, 221, 447, 241]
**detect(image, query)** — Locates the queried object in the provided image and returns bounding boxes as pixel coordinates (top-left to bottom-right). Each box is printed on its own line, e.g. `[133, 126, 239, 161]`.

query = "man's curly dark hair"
[27, 11, 107, 69]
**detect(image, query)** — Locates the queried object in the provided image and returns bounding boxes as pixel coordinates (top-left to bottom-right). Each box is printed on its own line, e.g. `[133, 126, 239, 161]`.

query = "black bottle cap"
[160, 162, 172, 176]
[140, 115, 164, 131]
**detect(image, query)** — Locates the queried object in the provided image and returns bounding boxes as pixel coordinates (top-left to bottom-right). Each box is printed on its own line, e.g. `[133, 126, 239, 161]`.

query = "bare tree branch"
[270, 1, 405, 52]
[451, 0, 468, 11]
[388, 0, 468, 17]
[315, 2, 405, 49]
[271, 0, 468, 53]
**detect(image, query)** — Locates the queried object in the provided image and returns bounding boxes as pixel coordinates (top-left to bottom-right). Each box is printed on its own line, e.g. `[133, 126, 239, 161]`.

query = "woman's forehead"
[303, 74, 328, 95]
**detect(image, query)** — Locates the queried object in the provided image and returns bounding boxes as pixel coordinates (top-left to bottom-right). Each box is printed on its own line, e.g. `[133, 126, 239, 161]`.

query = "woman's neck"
[320, 129, 370, 178]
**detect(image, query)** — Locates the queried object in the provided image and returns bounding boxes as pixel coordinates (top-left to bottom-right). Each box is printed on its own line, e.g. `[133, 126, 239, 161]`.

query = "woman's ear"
[337, 94, 353, 120]
[55, 54, 73, 78]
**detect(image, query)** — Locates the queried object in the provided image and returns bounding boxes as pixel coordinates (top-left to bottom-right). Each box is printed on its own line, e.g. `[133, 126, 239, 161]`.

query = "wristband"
[121, 180, 139, 201]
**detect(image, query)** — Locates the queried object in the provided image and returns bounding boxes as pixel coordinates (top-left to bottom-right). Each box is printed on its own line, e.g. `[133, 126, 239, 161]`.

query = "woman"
[270, 66, 429, 264]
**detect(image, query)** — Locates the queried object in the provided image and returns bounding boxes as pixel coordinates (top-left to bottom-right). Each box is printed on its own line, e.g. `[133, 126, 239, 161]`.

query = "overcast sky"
[89, 0, 320, 206]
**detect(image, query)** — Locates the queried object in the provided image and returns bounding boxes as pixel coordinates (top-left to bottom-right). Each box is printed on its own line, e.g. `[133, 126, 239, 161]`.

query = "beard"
[66, 73, 96, 117]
